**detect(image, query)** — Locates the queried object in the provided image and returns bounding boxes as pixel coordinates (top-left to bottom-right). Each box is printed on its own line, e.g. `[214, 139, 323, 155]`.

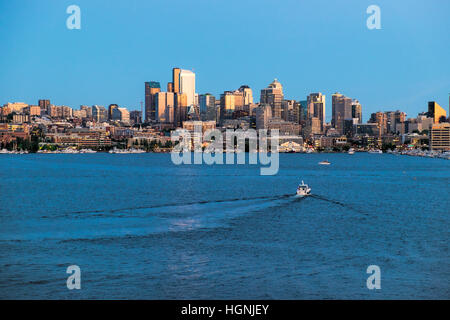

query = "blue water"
[0, 153, 448, 299]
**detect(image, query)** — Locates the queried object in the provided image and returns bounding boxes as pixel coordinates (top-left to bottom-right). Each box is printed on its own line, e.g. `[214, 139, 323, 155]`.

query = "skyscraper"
[351, 100, 362, 124]
[238, 85, 253, 106]
[427, 101, 447, 124]
[260, 79, 284, 118]
[145, 81, 161, 122]
[307, 93, 326, 132]
[155, 92, 175, 123]
[172, 68, 181, 93]
[179, 69, 196, 107]
[108, 104, 119, 120]
[92, 105, 107, 122]
[199, 94, 216, 114]
[332, 93, 353, 134]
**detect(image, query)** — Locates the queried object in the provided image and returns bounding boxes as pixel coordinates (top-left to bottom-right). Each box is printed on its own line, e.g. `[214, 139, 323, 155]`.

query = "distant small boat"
[348, 148, 355, 155]
[368, 149, 383, 154]
[318, 160, 331, 165]
[296, 181, 311, 197]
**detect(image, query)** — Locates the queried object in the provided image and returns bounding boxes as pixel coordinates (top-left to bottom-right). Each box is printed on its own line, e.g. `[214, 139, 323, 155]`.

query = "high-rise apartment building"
[38, 99, 50, 114]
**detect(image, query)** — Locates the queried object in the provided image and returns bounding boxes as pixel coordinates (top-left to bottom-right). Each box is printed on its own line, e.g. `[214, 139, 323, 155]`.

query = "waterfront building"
[267, 118, 301, 136]
[369, 111, 388, 135]
[385, 110, 406, 133]
[428, 101, 447, 124]
[145, 81, 161, 122]
[260, 79, 284, 119]
[430, 123, 450, 150]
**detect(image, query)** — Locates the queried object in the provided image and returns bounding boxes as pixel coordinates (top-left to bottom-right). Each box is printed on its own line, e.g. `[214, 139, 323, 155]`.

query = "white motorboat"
[318, 160, 331, 165]
[296, 181, 311, 197]
[348, 148, 355, 155]
[368, 149, 383, 154]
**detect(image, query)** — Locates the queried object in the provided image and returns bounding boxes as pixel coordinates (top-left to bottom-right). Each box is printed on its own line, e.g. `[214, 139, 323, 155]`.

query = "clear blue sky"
[0, 0, 449, 122]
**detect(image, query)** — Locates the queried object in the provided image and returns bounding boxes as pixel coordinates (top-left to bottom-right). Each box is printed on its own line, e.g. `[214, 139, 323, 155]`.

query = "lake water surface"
[0, 153, 448, 299]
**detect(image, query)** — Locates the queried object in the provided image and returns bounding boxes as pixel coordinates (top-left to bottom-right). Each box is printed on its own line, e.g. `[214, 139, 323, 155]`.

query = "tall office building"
[385, 110, 406, 133]
[112, 107, 130, 123]
[260, 79, 284, 118]
[174, 93, 188, 126]
[108, 104, 119, 120]
[238, 85, 253, 106]
[172, 68, 181, 93]
[369, 111, 388, 136]
[92, 105, 107, 122]
[332, 93, 353, 134]
[351, 100, 362, 124]
[220, 91, 236, 120]
[145, 81, 161, 122]
[179, 69, 196, 107]
[199, 94, 216, 114]
[427, 101, 447, 124]
[307, 93, 326, 132]
[155, 92, 175, 123]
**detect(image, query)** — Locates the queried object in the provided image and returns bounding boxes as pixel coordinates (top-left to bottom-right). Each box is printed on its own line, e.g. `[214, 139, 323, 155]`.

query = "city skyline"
[1, 0, 449, 121]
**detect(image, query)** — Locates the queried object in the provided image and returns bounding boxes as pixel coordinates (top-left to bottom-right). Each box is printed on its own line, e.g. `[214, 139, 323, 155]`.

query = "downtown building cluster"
[1, 67, 450, 152]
